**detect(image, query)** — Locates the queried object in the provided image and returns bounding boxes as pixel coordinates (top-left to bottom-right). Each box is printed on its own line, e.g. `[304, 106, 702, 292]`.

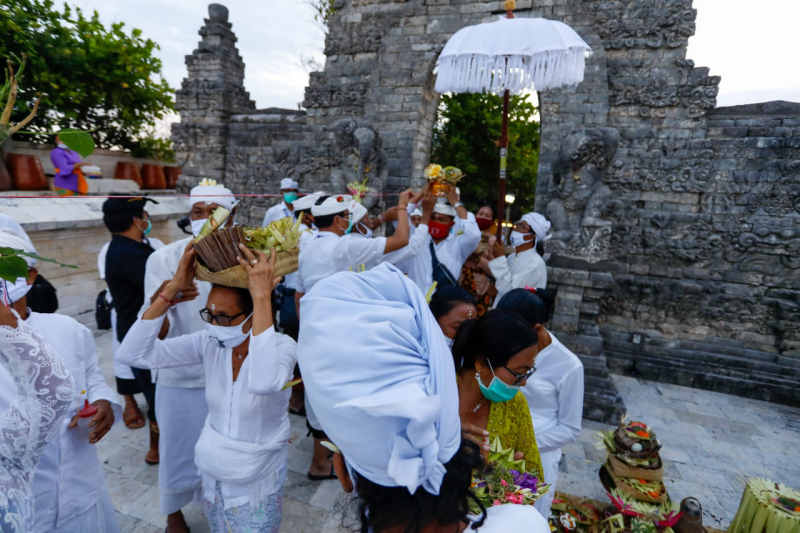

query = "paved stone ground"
[90, 329, 800, 532]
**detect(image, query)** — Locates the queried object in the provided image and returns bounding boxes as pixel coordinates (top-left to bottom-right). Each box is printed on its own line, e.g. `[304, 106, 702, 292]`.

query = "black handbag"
[95, 289, 113, 330]
[429, 241, 458, 289]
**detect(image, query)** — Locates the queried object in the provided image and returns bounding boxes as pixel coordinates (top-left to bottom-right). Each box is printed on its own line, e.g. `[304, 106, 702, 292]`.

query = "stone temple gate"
[172, 1, 800, 422]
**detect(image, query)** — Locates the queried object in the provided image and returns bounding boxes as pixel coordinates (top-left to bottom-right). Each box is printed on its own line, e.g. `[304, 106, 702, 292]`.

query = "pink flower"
[500, 479, 508, 487]
[493, 499, 501, 506]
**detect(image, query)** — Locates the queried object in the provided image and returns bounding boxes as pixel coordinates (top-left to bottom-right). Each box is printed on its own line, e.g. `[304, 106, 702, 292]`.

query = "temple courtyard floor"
[90, 329, 800, 533]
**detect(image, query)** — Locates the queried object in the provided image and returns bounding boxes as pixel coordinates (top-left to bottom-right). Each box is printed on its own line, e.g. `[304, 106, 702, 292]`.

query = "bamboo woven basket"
[195, 251, 299, 289]
[607, 453, 663, 482]
[193, 227, 299, 289]
[605, 463, 668, 504]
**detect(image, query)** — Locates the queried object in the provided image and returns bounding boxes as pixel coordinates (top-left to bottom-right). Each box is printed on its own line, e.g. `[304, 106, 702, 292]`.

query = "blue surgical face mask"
[283, 192, 298, 204]
[140, 218, 152, 236]
[476, 359, 519, 403]
[344, 212, 354, 234]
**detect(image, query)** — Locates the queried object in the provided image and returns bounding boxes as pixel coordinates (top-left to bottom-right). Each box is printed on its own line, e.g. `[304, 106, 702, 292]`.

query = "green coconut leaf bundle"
[729, 478, 800, 533]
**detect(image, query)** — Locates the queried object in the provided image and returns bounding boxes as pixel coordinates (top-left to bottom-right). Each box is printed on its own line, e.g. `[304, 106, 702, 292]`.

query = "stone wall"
[172, 1, 800, 417]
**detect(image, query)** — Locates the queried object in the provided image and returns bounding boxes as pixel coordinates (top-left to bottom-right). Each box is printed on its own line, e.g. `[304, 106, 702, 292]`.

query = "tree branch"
[8, 97, 40, 134]
[0, 60, 18, 126]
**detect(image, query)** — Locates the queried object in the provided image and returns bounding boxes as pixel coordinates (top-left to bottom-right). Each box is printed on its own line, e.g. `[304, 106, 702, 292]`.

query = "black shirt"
[105, 234, 154, 343]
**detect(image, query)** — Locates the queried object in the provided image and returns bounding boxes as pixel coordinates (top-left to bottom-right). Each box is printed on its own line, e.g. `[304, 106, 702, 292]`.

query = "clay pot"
[164, 166, 181, 189]
[114, 161, 142, 187]
[7, 153, 48, 190]
[141, 164, 166, 190]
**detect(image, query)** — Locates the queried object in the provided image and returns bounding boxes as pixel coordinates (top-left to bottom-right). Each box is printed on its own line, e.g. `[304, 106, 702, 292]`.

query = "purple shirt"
[50, 146, 82, 191]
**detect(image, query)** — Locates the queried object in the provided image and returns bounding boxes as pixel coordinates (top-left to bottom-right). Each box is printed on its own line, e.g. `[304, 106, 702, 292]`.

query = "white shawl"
[297, 263, 460, 495]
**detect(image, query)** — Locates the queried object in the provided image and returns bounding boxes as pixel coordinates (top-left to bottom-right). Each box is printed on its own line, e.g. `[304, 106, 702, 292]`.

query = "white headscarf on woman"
[296, 263, 460, 495]
[0, 230, 38, 303]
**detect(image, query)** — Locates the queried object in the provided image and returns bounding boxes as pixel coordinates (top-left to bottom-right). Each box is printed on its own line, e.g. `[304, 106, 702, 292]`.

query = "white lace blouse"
[0, 313, 73, 532]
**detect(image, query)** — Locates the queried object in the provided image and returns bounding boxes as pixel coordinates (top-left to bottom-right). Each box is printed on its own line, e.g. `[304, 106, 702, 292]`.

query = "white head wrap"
[0, 215, 36, 264]
[190, 180, 237, 211]
[280, 178, 299, 190]
[349, 200, 367, 224]
[312, 194, 352, 217]
[433, 199, 456, 218]
[521, 212, 551, 243]
[292, 191, 325, 212]
[297, 263, 461, 495]
[410, 208, 423, 218]
[0, 231, 37, 303]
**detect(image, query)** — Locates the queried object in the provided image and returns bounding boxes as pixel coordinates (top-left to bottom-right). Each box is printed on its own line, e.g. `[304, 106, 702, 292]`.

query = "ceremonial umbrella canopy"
[434, 0, 592, 234]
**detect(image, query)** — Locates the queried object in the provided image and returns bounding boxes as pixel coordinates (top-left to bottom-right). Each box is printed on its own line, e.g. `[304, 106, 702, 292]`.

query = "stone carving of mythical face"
[546, 127, 620, 262]
[327, 118, 388, 212]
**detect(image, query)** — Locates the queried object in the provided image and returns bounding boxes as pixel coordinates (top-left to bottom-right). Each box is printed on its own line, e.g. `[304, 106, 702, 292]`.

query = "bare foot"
[122, 395, 145, 429]
[166, 510, 189, 533]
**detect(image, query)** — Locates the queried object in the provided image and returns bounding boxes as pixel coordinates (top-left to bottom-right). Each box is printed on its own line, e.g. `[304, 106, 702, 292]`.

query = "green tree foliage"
[431, 92, 540, 219]
[0, 0, 174, 152]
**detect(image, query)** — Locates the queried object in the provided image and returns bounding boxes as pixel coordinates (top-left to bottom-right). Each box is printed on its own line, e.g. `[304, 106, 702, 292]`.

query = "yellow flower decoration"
[198, 178, 219, 187]
[424, 163, 443, 180]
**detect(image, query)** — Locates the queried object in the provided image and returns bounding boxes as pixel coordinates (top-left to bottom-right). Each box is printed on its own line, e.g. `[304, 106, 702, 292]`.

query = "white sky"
[66, 0, 800, 125]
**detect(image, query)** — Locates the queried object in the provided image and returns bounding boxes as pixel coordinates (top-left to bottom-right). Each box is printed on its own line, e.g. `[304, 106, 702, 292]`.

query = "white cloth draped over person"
[297, 262, 461, 494]
[28, 312, 122, 533]
[296, 263, 548, 531]
[523, 332, 584, 519]
[143, 236, 212, 515]
[0, 309, 73, 533]
[116, 309, 297, 510]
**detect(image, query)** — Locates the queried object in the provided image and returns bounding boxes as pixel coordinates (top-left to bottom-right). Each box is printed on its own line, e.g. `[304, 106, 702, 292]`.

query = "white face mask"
[57, 143, 69, 150]
[1, 277, 32, 305]
[191, 218, 207, 237]
[510, 231, 533, 249]
[205, 313, 252, 349]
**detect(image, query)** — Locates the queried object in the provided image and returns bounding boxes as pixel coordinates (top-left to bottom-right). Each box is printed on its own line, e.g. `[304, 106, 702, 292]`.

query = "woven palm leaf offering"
[468, 436, 549, 515]
[424, 163, 464, 197]
[598, 420, 664, 481]
[193, 210, 303, 288]
[728, 478, 800, 533]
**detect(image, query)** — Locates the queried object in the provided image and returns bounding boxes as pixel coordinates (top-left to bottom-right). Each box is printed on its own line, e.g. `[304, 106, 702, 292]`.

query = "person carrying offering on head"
[118, 244, 296, 533]
[484, 212, 551, 303]
[296, 263, 549, 532]
[143, 178, 235, 533]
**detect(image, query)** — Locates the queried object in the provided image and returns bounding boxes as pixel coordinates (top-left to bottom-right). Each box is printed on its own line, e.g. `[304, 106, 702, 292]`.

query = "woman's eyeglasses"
[199, 308, 244, 326]
[502, 365, 536, 385]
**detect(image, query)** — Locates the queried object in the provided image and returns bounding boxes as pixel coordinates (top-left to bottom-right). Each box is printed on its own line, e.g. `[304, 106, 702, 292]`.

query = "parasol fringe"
[435, 47, 587, 94]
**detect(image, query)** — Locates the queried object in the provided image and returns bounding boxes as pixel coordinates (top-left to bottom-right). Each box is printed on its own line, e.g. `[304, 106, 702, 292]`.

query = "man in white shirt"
[345, 192, 436, 292]
[261, 178, 299, 227]
[486, 212, 550, 303]
[0, 232, 121, 533]
[143, 180, 235, 533]
[295, 190, 413, 480]
[395, 188, 480, 293]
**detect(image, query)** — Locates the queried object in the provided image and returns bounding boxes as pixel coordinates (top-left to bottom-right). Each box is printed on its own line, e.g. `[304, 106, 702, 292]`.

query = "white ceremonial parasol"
[434, 0, 592, 234]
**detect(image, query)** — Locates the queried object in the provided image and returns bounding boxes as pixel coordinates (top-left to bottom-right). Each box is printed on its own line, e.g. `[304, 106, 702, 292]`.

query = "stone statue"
[326, 118, 388, 212]
[674, 497, 707, 533]
[546, 127, 620, 262]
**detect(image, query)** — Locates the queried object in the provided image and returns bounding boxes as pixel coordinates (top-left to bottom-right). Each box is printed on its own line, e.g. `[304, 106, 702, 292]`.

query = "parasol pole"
[496, 0, 515, 239]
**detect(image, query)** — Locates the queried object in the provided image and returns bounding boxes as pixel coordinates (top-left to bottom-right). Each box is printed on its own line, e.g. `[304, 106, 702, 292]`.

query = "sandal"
[123, 399, 146, 429]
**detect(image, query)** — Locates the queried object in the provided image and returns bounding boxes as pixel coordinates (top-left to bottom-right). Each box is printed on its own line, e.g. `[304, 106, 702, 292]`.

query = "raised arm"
[383, 190, 413, 253]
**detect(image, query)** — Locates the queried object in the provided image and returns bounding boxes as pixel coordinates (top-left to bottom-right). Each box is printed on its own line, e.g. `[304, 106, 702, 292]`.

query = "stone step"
[605, 348, 800, 407]
[604, 336, 800, 379]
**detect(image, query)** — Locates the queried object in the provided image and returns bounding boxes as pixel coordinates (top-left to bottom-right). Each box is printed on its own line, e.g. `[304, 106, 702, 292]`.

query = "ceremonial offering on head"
[424, 163, 464, 197]
[468, 436, 549, 515]
[728, 478, 800, 533]
[193, 208, 303, 288]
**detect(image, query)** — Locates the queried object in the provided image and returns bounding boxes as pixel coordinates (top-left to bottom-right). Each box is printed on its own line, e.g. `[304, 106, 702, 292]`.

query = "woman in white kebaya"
[118, 244, 296, 533]
[496, 288, 584, 520]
